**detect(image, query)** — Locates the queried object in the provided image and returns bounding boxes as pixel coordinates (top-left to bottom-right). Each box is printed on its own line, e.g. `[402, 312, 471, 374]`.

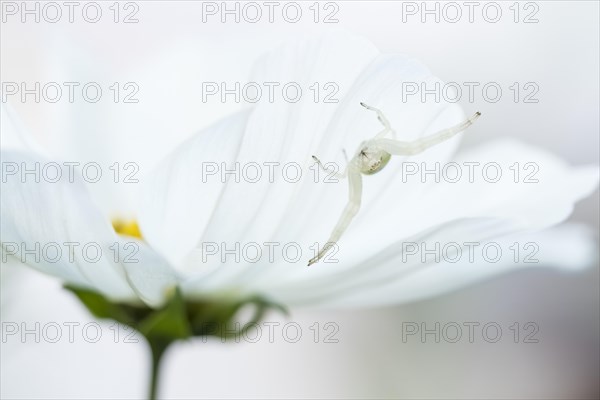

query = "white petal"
[137, 31, 598, 310]
[0, 103, 44, 154]
[141, 31, 378, 279]
[345, 138, 599, 263]
[1, 150, 137, 301]
[246, 138, 598, 305]
[193, 31, 379, 272]
[256, 217, 519, 305]
[316, 223, 598, 308]
[137, 110, 251, 267]
[431, 138, 599, 227]
[117, 238, 181, 308]
[182, 31, 468, 291]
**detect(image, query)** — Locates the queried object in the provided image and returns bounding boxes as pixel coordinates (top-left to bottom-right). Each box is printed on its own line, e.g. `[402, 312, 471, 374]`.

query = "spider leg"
[373, 112, 481, 156]
[375, 127, 396, 140]
[360, 102, 396, 139]
[312, 155, 348, 179]
[308, 164, 363, 266]
[360, 102, 391, 130]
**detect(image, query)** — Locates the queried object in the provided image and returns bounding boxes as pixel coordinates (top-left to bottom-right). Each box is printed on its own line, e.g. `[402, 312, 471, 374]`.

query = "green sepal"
[64, 284, 146, 328]
[186, 295, 289, 339]
[65, 285, 287, 400]
[64, 285, 287, 342]
[137, 288, 191, 340]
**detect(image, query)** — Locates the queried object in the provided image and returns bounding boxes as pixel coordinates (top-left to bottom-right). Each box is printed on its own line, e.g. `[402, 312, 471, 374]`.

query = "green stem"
[147, 338, 170, 400]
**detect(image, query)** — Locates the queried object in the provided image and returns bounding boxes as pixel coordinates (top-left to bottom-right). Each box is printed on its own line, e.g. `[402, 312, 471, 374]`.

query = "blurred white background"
[1, 1, 599, 398]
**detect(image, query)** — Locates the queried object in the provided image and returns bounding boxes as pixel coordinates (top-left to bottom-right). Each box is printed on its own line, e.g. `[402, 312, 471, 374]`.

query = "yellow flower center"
[112, 218, 143, 239]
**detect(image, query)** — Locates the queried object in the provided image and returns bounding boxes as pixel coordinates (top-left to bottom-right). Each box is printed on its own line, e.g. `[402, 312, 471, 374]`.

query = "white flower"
[2, 31, 598, 310]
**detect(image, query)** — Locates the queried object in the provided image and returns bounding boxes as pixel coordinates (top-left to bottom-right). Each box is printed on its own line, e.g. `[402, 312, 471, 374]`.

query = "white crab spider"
[308, 103, 481, 266]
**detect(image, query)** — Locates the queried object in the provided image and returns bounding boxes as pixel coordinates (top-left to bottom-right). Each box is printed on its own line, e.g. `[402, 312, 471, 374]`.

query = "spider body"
[357, 145, 392, 175]
[309, 103, 481, 266]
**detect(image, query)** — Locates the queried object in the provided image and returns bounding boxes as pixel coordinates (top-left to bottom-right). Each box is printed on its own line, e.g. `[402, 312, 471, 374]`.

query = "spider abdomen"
[360, 148, 392, 175]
